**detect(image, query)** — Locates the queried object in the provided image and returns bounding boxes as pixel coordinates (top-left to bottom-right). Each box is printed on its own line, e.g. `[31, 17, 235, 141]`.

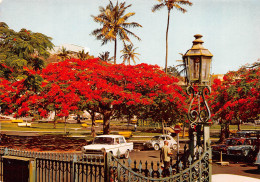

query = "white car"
[82, 135, 134, 158]
[143, 135, 178, 151]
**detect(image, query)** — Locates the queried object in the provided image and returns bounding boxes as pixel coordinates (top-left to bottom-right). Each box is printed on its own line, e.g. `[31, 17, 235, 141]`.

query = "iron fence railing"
[0, 143, 211, 182]
[0, 148, 106, 182]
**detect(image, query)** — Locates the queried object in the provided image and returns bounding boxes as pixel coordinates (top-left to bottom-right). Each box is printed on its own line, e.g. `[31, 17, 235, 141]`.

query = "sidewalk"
[212, 174, 260, 182]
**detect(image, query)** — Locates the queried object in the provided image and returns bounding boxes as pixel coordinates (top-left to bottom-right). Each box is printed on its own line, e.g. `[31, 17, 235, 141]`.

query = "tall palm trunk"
[114, 39, 117, 64]
[165, 9, 170, 74]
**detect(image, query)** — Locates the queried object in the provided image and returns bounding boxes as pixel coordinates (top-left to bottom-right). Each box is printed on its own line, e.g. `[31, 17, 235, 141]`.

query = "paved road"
[128, 150, 260, 179]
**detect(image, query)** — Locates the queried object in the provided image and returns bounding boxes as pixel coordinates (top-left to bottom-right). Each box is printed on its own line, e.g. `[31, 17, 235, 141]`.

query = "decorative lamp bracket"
[186, 85, 211, 129]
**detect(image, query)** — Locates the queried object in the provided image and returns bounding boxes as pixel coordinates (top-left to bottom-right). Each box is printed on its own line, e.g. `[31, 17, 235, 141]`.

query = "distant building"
[211, 74, 224, 81]
[49, 43, 90, 55]
[47, 44, 91, 64]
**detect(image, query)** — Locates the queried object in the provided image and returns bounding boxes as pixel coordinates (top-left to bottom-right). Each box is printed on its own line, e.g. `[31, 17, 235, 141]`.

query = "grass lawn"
[0, 122, 259, 138]
[0, 122, 87, 132]
[210, 124, 260, 130]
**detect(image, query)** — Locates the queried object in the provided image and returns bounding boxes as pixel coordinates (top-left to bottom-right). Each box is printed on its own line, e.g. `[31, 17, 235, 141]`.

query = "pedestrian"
[134, 124, 137, 132]
[160, 140, 173, 177]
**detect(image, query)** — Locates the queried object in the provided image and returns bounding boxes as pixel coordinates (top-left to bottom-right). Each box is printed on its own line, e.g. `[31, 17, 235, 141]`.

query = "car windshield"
[227, 139, 242, 145]
[93, 137, 114, 145]
[151, 136, 162, 141]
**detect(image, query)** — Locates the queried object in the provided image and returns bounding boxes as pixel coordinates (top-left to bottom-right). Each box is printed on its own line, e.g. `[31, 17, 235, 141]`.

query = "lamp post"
[183, 34, 213, 156]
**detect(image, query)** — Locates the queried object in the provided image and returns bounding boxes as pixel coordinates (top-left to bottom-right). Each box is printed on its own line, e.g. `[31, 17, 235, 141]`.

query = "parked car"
[235, 130, 260, 138]
[255, 150, 260, 170]
[143, 135, 177, 151]
[82, 135, 133, 158]
[212, 138, 247, 156]
[227, 138, 257, 157]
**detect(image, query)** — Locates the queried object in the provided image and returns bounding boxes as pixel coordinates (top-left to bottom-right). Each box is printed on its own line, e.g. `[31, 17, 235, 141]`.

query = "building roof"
[49, 43, 90, 54]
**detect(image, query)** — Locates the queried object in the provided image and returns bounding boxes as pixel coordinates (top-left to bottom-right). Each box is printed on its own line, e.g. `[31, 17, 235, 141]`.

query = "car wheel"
[154, 144, 160, 151]
[124, 150, 130, 159]
[242, 149, 249, 156]
[171, 144, 177, 150]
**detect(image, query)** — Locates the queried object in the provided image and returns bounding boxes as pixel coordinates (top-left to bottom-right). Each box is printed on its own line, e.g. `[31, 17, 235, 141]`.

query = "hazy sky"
[0, 0, 259, 74]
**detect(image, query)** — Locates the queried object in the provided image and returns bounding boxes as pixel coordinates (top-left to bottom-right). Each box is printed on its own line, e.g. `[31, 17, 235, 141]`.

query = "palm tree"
[176, 53, 188, 83]
[152, 0, 192, 74]
[57, 47, 71, 61]
[120, 43, 140, 65]
[92, 1, 142, 64]
[98, 51, 114, 62]
[77, 50, 94, 61]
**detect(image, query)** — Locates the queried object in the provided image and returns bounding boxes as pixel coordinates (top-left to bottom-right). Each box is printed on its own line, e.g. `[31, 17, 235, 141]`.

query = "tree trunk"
[162, 119, 165, 134]
[128, 114, 131, 126]
[76, 114, 81, 124]
[182, 123, 185, 139]
[114, 39, 117, 64]
[219, 125, 225, 143]
[91, 112, 96, 137]
[53, 111, 57, 129]
[225, 123, 230, 138]
[165, 10, 170, 74]
[237, 120, 241, 131]
[103, 111, 112, 134]
[64, 116, 68, 134]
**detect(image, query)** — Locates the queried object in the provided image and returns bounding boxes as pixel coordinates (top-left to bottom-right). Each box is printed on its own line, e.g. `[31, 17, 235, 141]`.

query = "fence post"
[29, 159, 36, 182]
[208, 141, 212, 182]
[71, 154, 77, 182]
[104, 152, 110, 182]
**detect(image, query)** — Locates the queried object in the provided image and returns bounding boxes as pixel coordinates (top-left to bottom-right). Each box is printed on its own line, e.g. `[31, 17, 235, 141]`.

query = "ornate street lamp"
[183, 34, 213, 156]
[183, 34, 213, 128]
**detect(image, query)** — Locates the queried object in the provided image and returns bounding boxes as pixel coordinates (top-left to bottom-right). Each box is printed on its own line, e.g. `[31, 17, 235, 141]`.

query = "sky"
[0, 0, 259, 74]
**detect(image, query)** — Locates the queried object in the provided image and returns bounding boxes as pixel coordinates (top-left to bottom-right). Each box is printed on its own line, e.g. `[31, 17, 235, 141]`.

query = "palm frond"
[123, 28, 141, 41]
[152, 3, 165, 12]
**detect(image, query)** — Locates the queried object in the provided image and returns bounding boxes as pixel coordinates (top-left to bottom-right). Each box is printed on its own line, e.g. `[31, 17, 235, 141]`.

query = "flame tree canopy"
[0, 58, 187, 134]
[210, 61, 260, 128]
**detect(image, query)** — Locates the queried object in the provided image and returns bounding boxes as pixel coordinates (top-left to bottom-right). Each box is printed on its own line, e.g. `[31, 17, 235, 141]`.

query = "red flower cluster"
[210, 63, 259, 122]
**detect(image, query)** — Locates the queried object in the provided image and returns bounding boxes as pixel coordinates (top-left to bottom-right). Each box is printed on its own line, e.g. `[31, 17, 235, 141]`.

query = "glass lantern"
[183, 34, 213, 85]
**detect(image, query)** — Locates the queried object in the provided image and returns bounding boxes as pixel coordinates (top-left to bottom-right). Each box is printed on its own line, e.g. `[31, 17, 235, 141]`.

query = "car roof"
[153, 135, 172, 137]
[95, 135, 123, 138]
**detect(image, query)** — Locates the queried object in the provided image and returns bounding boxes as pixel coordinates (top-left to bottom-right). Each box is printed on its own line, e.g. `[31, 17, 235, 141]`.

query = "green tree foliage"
[91, 1, 142, 64]
[0, 22, 54, 80]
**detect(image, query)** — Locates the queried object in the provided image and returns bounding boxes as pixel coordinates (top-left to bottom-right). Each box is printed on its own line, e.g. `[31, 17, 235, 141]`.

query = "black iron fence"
[0, 148, 106, 182]
[0, 144, 211, 182]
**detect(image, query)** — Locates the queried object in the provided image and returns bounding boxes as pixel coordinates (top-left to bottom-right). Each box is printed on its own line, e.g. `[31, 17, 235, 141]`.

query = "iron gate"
[108, 142, 212, 182]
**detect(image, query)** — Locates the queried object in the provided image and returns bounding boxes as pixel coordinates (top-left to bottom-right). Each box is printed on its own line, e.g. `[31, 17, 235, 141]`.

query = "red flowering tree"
[1, 58, 187, 135]
[0, 68, 44, 120]
[211, 61, 260, 141]
[39, 58, 187, 134]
